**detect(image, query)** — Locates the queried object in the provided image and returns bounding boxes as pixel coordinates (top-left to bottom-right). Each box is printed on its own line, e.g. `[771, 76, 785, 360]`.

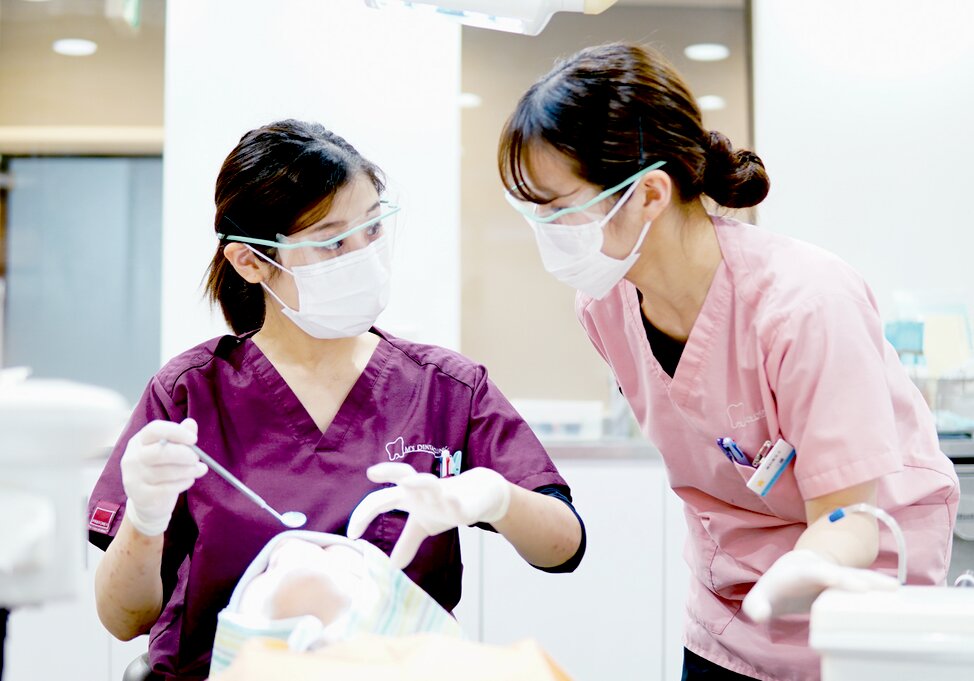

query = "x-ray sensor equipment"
[811, 503, 974, 681]
[364, 0, 618, 36]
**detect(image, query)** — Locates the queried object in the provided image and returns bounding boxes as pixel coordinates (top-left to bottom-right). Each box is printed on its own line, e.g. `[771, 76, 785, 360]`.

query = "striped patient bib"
[210, 530, 462, 676]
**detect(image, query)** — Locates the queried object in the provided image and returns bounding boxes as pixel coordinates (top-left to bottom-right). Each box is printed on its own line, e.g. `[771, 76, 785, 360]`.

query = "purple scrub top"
[87, 329, 568, 680]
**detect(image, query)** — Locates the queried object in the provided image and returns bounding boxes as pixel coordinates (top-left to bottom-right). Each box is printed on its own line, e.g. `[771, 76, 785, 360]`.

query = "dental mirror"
[187, 443, 307, 528]
[280, 511, 308, 528]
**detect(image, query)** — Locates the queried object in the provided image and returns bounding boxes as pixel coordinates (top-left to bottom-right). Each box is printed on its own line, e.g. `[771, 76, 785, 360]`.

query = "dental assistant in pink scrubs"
[499, 43, 958, 681]
[89, 119, 584, 680]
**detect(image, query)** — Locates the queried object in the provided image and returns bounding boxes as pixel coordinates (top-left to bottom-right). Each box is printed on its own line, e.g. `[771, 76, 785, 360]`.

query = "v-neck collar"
[622, 216, 733, 405]
[242, 330, 394, 452]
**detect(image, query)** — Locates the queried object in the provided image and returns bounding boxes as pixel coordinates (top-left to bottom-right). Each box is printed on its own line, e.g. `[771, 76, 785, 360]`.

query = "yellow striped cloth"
[210, 531, 462, 676]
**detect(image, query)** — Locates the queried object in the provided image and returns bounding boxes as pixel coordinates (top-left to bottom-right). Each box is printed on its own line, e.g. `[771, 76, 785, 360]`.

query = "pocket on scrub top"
[685, 578, 742, 637]
[726, 439, 802, 512]
[372, 509, 409, 556]
[730, 459, 757, 484]
[348, 508, 398, 556]
[684, 514, 742, 635]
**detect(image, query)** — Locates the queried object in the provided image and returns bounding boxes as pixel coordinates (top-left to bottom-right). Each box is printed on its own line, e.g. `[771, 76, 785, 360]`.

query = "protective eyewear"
[218, 199, 401, 267]
[504, 161, 666, 226]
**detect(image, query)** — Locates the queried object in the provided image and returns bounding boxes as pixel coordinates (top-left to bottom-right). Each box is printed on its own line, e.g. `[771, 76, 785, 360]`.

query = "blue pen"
[715, 438, 732, 462]
[716, 437, 752, 466]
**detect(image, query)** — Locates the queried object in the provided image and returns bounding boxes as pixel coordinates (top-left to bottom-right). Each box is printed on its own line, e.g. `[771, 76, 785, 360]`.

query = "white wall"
[162, 0, 461, 361]
[751, 0, 974, 320]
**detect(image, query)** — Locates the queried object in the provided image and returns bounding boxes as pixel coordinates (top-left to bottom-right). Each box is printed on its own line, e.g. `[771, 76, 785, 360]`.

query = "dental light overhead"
[364, 0, 618, 36]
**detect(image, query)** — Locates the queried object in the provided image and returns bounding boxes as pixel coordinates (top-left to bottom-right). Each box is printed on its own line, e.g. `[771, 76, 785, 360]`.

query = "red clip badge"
[437, 450, 462, 478]
[89, 501, 120, 533]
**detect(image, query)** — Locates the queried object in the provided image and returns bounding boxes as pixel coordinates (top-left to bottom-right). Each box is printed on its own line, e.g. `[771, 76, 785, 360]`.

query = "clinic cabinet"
[456, 447, 690, 681]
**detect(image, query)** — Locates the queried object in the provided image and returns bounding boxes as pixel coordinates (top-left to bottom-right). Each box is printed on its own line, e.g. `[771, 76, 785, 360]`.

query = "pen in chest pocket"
[715, 437, 752, 466]
[715, 436, 796, 496]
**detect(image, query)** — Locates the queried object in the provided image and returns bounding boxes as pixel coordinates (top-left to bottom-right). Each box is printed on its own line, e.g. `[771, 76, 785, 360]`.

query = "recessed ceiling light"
[459, 92, 482, 109]
[52, 39, 98, 57]
[684, 43, 730, 62]
[696, 95, 727, 112]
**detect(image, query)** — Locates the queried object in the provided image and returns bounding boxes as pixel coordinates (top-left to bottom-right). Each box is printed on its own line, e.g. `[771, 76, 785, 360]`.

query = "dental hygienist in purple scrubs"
[87, 119, 585, 681]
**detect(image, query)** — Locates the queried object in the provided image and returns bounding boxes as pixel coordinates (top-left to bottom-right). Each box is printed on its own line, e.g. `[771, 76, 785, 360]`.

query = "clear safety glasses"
[504, 161, 666, 226]
[218, 198, 401, 268]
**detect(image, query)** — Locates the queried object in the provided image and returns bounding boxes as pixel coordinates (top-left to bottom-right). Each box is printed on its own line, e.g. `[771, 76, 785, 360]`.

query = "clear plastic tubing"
[828, 503, 907, 584]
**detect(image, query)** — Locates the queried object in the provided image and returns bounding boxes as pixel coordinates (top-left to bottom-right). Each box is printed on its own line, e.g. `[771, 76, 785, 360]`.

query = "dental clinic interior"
[2, 1, 974, 680]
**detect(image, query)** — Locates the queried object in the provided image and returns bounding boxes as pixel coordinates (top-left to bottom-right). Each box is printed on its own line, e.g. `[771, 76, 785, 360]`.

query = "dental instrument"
[189, 444, 307, 528]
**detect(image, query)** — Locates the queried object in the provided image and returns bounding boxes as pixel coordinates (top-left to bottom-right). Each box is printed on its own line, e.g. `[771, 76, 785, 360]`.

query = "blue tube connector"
[828, 502, 907, 584]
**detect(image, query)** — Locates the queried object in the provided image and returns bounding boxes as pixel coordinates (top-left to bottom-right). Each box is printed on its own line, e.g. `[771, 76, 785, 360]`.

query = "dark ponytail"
[499, 42, 770, 210]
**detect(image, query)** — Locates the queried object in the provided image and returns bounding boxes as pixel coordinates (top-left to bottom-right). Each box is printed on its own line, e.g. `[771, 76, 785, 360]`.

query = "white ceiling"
[0, 0, 166, 128]
[1, 0, 165, 25]
[0, 0, 741, 22]
[0, 0, 746, 131]
[618, 0, 743, 6]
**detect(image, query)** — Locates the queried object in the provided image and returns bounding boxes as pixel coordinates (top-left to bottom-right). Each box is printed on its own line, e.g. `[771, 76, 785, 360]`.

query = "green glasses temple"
[509, 160, 666, 224]
[217, 203, 401, 250]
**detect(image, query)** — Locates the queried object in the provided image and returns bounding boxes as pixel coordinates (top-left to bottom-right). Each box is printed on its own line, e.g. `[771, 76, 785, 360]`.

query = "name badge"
[745, 439, 795, 497]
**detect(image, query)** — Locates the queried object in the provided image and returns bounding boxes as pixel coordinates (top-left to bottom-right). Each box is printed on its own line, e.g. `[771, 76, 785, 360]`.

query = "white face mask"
[248, 236, 391, 339]
[530, 180, 651, 300]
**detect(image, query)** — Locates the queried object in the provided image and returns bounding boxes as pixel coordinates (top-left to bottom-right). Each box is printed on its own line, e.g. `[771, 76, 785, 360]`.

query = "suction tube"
[828, 503, 907, 584]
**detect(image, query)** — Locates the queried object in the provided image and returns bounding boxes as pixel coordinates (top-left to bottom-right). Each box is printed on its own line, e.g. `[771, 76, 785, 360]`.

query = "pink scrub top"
[577, 216, 959, 681]
[87, 329, 569, 680]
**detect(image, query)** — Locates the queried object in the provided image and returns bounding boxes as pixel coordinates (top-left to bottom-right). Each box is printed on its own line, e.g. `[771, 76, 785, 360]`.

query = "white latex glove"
[742, 549, 899, 623]
[120, 418, 207, 537]
[347, 462, 512, 569]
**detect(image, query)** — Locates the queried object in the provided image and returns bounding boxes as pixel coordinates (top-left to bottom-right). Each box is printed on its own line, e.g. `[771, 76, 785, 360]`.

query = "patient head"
[210, 531, 464, 678]
[238, 538, 364, 625]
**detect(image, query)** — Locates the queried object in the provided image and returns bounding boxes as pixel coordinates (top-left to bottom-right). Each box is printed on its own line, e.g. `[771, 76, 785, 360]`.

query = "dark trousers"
[682, 648, 760, 680]
[1, 608, 8, 680]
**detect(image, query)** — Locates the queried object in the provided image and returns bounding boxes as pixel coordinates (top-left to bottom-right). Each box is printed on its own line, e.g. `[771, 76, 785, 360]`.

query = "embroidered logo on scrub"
[385, 437, 462, 477]
[386, 436, 442, 461]
[726, 403, 766, 430]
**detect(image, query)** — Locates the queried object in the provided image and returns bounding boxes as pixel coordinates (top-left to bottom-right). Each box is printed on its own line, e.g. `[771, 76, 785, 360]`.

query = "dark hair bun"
[702, 130, 770, 208]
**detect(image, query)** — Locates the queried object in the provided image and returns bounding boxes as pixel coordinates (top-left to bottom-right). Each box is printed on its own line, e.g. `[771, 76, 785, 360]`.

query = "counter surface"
[542, 439, 662, 462]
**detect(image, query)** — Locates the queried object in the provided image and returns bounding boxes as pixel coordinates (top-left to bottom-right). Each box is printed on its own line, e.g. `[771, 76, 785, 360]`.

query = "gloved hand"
[120, 418, 207, 537]
[347, 462, 512, 569]
[742, 549, 899, 622]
